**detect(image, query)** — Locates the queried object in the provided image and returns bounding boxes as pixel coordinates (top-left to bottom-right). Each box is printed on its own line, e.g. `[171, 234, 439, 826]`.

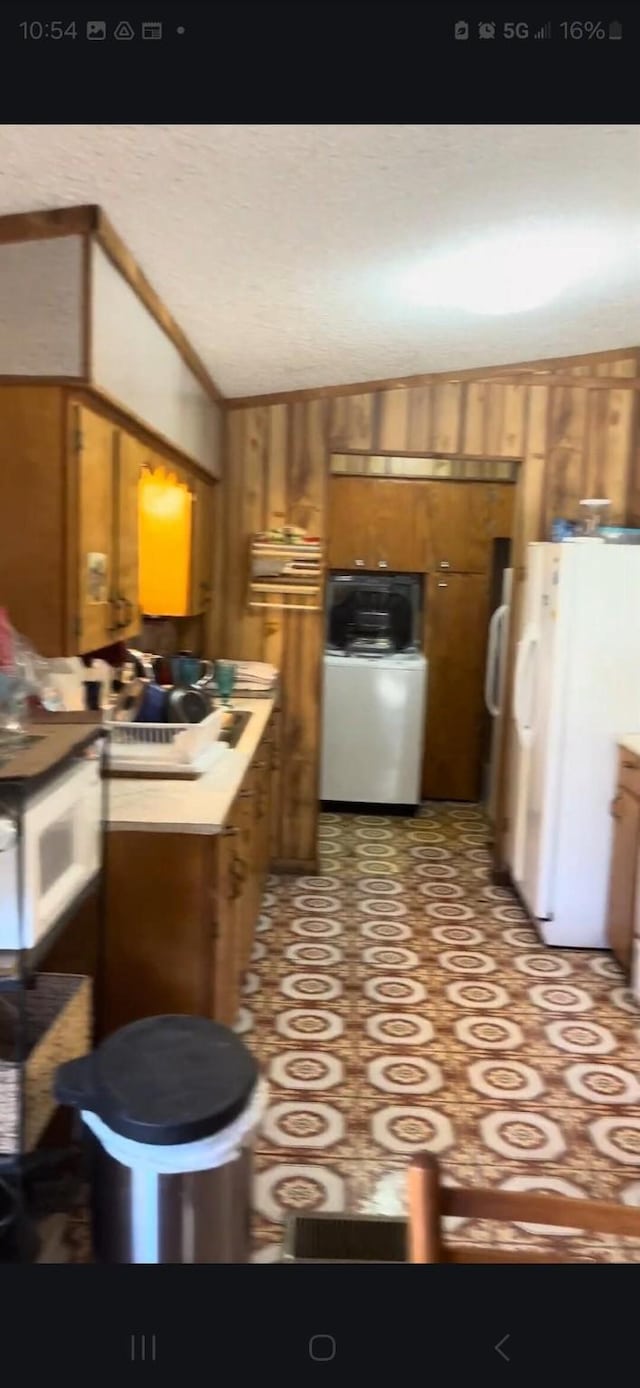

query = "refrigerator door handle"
[484, 603, 508, 716]
[514, 623, 539, 748]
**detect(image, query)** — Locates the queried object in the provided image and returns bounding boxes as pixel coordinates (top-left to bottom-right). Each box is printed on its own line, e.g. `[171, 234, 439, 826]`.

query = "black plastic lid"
[55, 1015, 259, 1145]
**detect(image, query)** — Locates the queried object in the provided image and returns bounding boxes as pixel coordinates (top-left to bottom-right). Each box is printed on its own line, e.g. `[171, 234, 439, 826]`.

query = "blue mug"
[136, 682, 168, 722]
[172, 655, 212, 686]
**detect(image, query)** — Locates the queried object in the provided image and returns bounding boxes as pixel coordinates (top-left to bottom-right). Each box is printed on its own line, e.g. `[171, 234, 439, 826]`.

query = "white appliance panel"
[321, 654, 427, 804]
[509, 544, 547, 884]
[485, 567, 512, 823]
[544, 544, 640, 946]
[508, 541, 640, 949]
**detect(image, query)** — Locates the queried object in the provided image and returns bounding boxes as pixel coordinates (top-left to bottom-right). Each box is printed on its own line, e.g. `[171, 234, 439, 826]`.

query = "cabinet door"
[367, 480, 429, 572]
[116, 431, 146, 640]
[211, 828, 240, 1026]
[327, 477, 373, 569]
[190, 477, 216, 615]
[606, 787, 640, 973]
[234, 775, 257, 983]
[73, 403, 117, 652]
[268, 710, 282, 866]
[253, 746, 272, 896]
[422, 572, 490, 800]
[425, 481, 493, 574]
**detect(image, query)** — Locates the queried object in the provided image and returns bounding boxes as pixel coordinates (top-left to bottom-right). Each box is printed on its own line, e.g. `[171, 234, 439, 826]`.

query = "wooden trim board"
[81, 232, 93, 381]
[0, 204, 95, 244]
[227, 349, 640, 409]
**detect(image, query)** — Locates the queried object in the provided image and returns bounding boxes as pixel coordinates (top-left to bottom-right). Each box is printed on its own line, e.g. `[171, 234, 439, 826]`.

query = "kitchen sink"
[217, 708, 252, 749]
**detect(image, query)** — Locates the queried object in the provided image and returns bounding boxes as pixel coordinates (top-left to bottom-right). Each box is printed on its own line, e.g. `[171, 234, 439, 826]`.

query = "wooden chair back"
[407, 1154, 640, 1264]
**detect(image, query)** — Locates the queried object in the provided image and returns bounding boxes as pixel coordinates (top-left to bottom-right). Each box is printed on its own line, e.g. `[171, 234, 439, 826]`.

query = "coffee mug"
[136, 682, 168, 722]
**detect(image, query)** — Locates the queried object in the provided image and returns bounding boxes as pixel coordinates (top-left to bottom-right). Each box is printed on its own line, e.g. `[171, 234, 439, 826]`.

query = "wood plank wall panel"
[223, 399, 326, 867]
[583, 389, 633, 522]
[432, 382, 462, 453]
[377, 389, 410, 452]
[224, 349, 640, 865]
[512, 385, 549, 567]
[407, 386, 433, 451]
[328, 392, 374, 450]
[543, 387, 588, 535]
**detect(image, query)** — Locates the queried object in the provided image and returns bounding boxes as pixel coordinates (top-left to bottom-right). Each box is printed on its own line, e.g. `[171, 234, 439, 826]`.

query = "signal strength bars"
[534, 21, 551, 39]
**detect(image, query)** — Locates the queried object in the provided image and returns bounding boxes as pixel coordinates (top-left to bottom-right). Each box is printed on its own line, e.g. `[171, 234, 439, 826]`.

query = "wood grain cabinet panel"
[210, 827, 240, 1027]
[115, 430, 147, 640]
[0, 385, 67, 655]
[327, 477, 428, 572]
[327, 476, 373, 568]
[73, 403, 117, 651]
[190, 476, 216, 615]
[422, 572, 490, 801]
[0, 382, 218, 657]
[367, 480, 429, 572]
[74, 406, 148, 648]
[424, 481, 493, 575]
[103, 725, 276, 1035]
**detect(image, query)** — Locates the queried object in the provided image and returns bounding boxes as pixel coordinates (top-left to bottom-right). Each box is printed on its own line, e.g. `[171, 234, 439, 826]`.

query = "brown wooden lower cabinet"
[422, 572, 490, 801]
[606, 746, 640, 974]
[102, 720, 275, 1035]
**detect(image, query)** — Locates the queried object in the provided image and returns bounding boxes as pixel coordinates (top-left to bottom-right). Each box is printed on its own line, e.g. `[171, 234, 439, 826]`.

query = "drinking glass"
[215, 660, 237, 708]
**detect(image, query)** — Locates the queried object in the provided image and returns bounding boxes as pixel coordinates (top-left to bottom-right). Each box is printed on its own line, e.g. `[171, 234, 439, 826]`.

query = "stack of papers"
[232, 661, 277, 694]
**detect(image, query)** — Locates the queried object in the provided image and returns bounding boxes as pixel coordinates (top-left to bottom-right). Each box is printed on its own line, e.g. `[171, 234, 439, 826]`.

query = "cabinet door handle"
[439, 560, 450, 570]
[437, 580, 448, 588]
[354, 558, 365, 567]
[377, 559, 389, 569]
[106, 596, 120, 635]
[115, 593, 134, 629]
[223, 825, 239, 836]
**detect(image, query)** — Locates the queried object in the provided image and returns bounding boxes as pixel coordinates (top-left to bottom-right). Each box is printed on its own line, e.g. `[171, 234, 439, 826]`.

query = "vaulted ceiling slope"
[0, 124, 638, 397]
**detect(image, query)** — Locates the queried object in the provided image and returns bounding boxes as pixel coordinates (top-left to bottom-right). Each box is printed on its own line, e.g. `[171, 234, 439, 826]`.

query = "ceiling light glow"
[402, 226, 616, 316]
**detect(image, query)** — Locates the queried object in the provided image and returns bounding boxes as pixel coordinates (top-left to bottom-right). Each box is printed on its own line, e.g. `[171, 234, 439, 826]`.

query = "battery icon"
[609, 20, 623, 39]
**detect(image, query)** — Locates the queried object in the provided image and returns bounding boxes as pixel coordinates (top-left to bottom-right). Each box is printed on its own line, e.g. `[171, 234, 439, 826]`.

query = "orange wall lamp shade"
[139, 467, 192, 616]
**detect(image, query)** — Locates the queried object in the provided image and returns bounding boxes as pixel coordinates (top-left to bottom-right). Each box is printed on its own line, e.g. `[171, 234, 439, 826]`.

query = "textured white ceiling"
[0, 124, 638, 397]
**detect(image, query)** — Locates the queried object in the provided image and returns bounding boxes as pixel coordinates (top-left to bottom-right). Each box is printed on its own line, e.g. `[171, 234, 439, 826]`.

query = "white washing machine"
[320, 651, 428, 805]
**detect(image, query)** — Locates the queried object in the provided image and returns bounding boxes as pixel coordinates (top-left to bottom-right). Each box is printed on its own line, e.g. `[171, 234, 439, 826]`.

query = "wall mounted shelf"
[248, 536, 324, 613]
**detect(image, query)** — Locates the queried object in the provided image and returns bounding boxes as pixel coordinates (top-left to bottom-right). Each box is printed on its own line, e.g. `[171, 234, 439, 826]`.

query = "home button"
[309, 1334, 337, 1362]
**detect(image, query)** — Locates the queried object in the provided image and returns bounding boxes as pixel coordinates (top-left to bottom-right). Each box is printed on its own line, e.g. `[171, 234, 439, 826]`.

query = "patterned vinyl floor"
[241, 804, 640, 1263]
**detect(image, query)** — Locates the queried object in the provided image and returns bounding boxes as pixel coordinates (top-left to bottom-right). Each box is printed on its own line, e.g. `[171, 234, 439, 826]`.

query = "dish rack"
[104, 709, 227, 778]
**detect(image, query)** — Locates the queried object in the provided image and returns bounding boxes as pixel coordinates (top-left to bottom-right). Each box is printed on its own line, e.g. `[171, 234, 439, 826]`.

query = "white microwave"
[0, 754, 102, 951]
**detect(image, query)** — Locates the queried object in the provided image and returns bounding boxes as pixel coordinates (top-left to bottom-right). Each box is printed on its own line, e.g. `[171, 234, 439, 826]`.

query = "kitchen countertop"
[619, 735, 640, 758]
[106, 697, 275, 835]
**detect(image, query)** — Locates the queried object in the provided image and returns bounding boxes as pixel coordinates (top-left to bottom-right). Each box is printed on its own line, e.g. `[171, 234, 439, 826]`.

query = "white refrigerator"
[508, 541, 640, 948]
[484, 567, 512, 824]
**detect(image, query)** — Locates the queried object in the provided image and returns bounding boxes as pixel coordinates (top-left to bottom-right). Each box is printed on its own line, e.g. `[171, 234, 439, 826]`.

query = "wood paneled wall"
[224, 403, 326, 868]
[223, 349, 640, 866]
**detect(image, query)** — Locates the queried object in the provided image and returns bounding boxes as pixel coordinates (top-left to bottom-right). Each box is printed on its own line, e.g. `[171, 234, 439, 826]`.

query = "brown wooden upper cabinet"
[328, 477, 428, 572]
[328, 476, 514, 576]
[73, 402, 141, 649]
[0, 383, 218, 656]
[190, 476, 216, 615]
[424, 481, 513, 575]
